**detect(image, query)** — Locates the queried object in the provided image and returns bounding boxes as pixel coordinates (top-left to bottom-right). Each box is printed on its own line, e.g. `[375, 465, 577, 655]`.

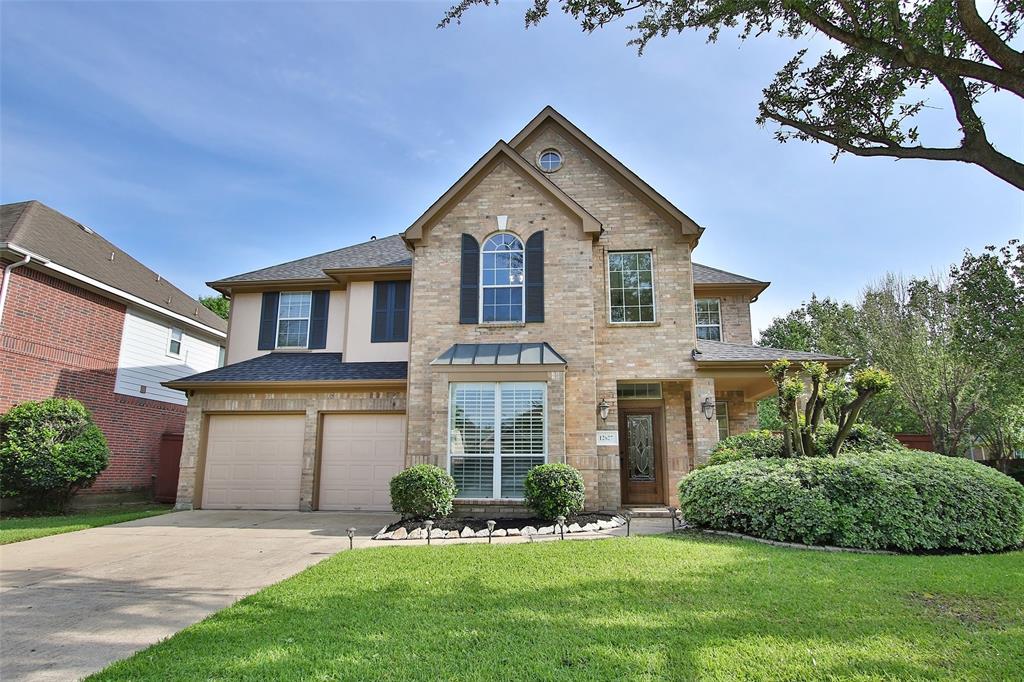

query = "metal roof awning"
[431, 342, 566, 366]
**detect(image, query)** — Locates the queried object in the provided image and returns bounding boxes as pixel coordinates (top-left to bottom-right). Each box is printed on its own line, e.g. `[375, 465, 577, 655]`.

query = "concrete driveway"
[0, 510, 396, 682]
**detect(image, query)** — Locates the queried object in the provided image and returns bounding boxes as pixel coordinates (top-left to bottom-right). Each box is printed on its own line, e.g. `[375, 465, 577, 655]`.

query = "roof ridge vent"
[156, 273, 161, 282]
[79, 222, 94, 234]
[165, 296, 172, 305]
[108, 252, 115, 261]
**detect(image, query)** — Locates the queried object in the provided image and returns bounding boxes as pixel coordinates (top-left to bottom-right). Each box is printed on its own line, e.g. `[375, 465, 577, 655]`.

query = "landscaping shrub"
[524, 463, 585, 520]
[679, 450, 1024, 553]
[708, 430, 783, 465]
[389, 465, 457, 519]
[0, 398, 110, 512]
[815, 422, 904, 455]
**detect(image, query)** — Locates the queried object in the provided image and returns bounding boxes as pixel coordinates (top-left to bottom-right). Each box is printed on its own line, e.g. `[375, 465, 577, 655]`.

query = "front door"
[619, 407, 665, 505]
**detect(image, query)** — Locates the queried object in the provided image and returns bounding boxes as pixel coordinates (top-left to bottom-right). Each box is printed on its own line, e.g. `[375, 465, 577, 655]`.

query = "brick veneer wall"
[0, 264, 184, 494]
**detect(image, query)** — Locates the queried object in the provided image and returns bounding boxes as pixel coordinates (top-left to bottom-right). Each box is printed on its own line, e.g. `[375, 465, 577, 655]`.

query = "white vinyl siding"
[114, 307, 222, 405]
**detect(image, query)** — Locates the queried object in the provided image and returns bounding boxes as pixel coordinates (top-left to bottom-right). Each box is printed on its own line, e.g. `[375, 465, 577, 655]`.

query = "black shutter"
[525, 230, 544, 323]
[460, 234, 479, 324]
[372, 281, 411, 342]
[392, 281, 410, 342]
[308, 290, 330, 349]
[257, 291, 279, 350]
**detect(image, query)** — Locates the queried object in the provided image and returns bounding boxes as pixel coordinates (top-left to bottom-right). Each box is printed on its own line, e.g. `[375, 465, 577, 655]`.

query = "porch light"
[486, 520, 496, 544]
[701, 397, 716, 421]
[424, 520, 434, 545]
[598, 398, 611, 422]
[347, 527, 356, 550]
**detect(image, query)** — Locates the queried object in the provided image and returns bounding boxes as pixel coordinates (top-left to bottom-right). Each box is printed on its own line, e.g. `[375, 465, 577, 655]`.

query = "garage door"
[319, 414, 405, 511]
[202, 414, 305, 510]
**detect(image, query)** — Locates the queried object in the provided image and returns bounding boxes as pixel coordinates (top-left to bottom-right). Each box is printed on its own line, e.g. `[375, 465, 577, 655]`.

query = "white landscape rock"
[390, 527, 408, 541]
[597, 520, 618, 530]
[521, 526, 538, 536]
[538, 526, 554, 535]
[492, 529, 507, 537]
[408, 528, 424, 540]
[506, 528, 521, 536]
[374, 531, 393, 540]
[475, 528, 490, 537]
[567, 523, 584, 533]
[582, 523, 600, 532]
[430, 528, 446, 539]
[460, 526, 475, 538]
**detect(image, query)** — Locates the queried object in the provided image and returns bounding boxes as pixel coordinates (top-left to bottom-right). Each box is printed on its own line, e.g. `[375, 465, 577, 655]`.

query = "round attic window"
[538, 149, 563, 173]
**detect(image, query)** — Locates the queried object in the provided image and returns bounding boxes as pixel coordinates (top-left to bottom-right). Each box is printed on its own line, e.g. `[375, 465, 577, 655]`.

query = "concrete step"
[623, 506, 674, 518]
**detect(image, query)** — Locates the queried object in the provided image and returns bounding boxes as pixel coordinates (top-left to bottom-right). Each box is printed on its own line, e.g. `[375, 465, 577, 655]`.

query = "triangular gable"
[403, 140, 602, 244]
[510, 106, 703, 240]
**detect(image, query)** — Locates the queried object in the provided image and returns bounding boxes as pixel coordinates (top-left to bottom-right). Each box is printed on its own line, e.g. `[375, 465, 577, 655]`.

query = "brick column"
[299, 404, 318, 512]
[664, 381, 689, 505]
[690, 378, 719, 466]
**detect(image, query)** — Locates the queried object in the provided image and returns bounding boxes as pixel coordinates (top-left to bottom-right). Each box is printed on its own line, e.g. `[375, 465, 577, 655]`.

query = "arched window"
[480, 233, 524, 322]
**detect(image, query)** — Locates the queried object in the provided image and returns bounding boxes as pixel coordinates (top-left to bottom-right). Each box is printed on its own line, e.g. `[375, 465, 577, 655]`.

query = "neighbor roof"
[1, 201, 227, 334]
[694, 340, 851, 366]
[164, 352, 407, 389]
[209, 234, 411, 291]
[432, 342, 567, 366]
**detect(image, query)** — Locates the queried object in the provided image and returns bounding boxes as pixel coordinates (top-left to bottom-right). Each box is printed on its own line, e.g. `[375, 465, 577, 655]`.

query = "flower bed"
[374, 513, 625, 540]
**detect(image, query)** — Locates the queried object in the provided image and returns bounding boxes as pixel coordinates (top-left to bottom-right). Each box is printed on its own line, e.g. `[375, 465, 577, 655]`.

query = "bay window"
[448, 382, 546, 499]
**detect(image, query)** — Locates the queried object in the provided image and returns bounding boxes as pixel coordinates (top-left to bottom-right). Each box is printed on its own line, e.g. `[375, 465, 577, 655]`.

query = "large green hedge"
[707, 423, 903, 466]
[679, 450, 1024, 553]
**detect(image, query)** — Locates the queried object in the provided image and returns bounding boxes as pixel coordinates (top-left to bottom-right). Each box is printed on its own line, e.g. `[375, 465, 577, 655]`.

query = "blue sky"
[2, 1, 1021, 337]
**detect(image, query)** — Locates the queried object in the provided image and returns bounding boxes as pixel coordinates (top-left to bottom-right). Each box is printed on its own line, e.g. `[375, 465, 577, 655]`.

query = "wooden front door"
[619, 407, 665, 505]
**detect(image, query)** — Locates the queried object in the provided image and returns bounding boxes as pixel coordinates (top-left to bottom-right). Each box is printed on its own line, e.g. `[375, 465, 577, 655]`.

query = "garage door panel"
[202, 414, 304, 510]
[319, 414, 405, 511]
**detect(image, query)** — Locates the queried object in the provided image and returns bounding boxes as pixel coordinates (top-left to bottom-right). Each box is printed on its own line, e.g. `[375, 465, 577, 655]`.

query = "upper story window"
[448, 382, 546, 499]
[481, 233, 524, 323]
[608, 251, 655, 323]
[277, 291, 312, 348]
[538, 149, 563, 173]
[167, 327, 183, 357]
[696, 299, 722, 341]
[372, 281, 410, 343]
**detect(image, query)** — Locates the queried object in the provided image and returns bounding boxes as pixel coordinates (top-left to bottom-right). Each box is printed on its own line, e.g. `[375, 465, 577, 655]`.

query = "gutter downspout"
[0, 254, 31, 327]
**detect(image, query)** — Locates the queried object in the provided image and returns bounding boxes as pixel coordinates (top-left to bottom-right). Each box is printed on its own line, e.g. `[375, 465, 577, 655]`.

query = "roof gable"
[510, 106, 702, 240]
[1, 201, 226, 334]
[403, 141, 601, 244]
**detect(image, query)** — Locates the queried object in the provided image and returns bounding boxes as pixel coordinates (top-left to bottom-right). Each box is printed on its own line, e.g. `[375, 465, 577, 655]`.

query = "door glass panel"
[627, 415, 655, 482]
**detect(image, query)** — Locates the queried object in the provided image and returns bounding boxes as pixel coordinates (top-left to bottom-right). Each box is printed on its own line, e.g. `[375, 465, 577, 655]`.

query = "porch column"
[690, 378, 719, 466]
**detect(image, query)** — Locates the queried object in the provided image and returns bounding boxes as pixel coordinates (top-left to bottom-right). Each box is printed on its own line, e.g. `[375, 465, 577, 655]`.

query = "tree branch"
[955, 0, 1024, 72]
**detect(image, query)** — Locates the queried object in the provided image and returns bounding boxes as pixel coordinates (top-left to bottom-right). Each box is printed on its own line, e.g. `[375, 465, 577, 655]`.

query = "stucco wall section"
[226, 289, 347, 364]
[175, 388, 406, 511]
[344, 281, 409, 362]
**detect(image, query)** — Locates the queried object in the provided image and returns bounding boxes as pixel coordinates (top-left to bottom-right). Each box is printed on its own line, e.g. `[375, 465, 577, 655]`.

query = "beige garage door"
[319, 414, 405, 511]
[202, 414, 305, 510]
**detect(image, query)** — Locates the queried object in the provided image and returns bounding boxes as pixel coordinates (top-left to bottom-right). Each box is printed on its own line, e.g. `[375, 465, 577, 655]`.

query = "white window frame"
[696, 298, 723, 341]
[166, 326, 183, 358]
[276, 291, 312, 349]
[447, 381, 548, 500]
[607, 250, 657, 324]
[479, 233, 525, 324]
[715, 400, 730, 441]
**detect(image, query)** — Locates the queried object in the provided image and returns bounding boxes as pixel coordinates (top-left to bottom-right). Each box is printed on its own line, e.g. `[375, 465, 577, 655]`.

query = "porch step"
[623, 506, 674, 518]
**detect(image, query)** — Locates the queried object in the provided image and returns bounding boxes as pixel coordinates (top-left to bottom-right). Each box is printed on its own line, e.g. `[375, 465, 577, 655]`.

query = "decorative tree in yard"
[767, 359, 893, 456]
[443, 0, 1024, 190]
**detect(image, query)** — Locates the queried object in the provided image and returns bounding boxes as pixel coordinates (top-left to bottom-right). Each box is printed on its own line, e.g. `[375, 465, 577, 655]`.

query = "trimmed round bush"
[679, 451, 1024, 553]
[0, 398, 110, 511]
[524, 463, 585, 521]
[389, 464, 457, 519]
[815, 422, 904, 455]
[708, 430, 783, 465]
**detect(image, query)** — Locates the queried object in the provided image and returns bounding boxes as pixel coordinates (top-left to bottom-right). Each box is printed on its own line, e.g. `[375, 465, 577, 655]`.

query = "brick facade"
[0, 264, 185, 494]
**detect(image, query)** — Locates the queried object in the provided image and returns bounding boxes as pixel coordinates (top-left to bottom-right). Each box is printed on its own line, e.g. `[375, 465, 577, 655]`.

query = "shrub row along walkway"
[0, 510, 672, 682]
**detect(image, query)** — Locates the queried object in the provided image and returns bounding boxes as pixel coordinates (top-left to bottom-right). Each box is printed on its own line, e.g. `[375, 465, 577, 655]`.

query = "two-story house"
[1, 201, 227, 500]
[166, 107, 846, 513]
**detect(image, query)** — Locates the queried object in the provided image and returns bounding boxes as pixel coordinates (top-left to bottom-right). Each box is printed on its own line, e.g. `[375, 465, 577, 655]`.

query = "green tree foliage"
[200, 295, 230, 320]
[443, 0, 1024, 190]
[0, 399, 110, 512]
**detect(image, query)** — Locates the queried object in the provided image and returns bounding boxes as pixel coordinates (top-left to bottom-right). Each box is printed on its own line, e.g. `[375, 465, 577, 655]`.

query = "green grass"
[92, 533, 1023, 681]
[0, 505, 173, 544]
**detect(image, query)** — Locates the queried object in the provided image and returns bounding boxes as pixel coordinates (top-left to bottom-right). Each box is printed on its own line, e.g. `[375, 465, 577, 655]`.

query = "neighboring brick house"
[1, 201, 227, 499]
[167, 108, 847, 513]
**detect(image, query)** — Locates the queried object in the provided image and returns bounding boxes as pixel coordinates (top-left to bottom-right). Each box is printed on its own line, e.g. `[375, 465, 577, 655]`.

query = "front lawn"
[92, 533, 1023, 681]
[0, 505, 173, 544]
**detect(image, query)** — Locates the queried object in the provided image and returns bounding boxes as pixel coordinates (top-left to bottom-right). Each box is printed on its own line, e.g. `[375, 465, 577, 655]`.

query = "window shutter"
[257, 292, 279, 350]
[373, 281, 411, 342]
[525, 230, 544, 323]
[392, 281, 410, 342]
[371, 282, 389, 343]
[308, 290, 330, 349]
[460, 234, 480, 324]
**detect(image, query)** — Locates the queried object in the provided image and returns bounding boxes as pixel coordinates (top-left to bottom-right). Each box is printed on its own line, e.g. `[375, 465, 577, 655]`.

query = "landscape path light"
[623, 510, 633, 537]
[668, 507, 678, 531]
[347, 527, 356, 550]
[424, 520, 434, 546]
[486, 520, 495, 544]
[556, 515, 566, 540]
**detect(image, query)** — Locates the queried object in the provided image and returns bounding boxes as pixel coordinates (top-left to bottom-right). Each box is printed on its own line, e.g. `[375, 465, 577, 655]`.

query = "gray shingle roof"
[432, 342, 566, 366]
[694, 340, 850, 364]
[692, 263, 767, 286]
[211, 234, 411, 286]
[1, 201, 227, 333]
[165, 352, 407, 386]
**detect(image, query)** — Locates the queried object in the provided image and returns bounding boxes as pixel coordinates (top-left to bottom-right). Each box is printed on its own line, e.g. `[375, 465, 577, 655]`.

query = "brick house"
[1, 201, 227, 499]
[167, 108, 846, 513]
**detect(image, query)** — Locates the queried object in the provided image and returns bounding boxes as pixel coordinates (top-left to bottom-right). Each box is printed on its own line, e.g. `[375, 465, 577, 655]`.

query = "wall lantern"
[701, 397, 716, 421]
[598, 398, 611, 423]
